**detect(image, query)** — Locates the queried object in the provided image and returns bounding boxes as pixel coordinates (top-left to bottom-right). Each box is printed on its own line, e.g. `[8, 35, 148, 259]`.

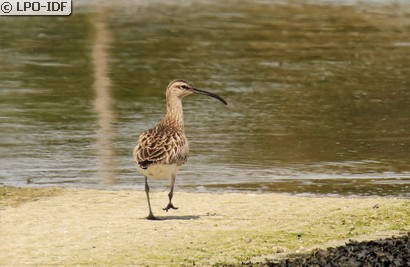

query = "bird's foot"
[163, 203, 178, 212]
[146, 213, 162, 220]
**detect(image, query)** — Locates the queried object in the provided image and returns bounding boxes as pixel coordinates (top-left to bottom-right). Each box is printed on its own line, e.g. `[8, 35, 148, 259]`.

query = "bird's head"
[166, 79, 227, 105]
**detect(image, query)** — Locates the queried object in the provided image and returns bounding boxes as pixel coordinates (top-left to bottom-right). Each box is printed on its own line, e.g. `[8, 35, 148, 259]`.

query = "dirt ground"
[1, 187, 409, 266]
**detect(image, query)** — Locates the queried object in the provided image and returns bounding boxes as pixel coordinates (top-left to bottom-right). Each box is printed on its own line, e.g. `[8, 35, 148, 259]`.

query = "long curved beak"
[192, 88, 227, 105]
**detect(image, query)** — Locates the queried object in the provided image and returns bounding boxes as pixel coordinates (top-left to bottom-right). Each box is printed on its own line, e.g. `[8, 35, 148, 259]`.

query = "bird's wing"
[133, 127, 189, 168]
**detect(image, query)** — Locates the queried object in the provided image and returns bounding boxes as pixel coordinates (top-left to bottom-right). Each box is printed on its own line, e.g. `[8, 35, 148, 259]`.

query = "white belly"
[136, 164, 180, 180]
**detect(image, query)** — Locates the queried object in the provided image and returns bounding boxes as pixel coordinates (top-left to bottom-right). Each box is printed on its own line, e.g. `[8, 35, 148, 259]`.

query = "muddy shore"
[1, 187, 408, 266]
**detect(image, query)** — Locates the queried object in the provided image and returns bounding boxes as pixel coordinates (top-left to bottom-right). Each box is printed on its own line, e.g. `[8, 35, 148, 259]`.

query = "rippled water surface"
[1, 0, 409, 196]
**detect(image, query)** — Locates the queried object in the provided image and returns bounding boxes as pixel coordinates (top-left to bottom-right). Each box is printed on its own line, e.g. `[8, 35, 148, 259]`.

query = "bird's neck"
[160, 95, 184, 130]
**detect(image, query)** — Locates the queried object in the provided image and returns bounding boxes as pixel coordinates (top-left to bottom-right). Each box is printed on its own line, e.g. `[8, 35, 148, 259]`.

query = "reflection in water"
[0, 1, 409, 196]
[92, 3, 118, 184]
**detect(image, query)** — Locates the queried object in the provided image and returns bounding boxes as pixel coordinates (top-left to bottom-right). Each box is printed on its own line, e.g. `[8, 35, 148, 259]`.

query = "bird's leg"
[163, 174, 178, 212]
[145, 176, 160, 220]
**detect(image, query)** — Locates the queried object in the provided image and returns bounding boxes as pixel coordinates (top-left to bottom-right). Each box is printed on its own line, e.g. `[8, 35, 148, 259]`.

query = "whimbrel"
[133, 80, 227, 220]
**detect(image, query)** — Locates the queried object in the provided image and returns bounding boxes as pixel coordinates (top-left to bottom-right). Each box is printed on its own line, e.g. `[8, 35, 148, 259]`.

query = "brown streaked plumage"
[133, 80, 227, 220]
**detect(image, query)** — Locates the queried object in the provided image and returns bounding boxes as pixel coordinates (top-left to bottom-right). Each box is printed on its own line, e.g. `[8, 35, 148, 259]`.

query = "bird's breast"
[136, 163, 181, 180]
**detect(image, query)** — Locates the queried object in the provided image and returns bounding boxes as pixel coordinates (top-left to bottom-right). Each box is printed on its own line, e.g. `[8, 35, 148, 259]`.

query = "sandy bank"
[1, 187, 408, 266]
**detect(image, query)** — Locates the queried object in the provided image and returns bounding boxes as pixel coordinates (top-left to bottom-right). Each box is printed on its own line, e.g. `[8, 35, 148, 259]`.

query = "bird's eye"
[180, 85, 189, 90]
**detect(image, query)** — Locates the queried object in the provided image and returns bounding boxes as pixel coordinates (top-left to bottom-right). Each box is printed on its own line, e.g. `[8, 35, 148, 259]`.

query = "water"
[1, 0, 409, 197]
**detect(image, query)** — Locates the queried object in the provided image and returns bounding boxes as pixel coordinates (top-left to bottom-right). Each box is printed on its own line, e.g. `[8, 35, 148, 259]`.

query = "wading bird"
[133, 80, 227, 220]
